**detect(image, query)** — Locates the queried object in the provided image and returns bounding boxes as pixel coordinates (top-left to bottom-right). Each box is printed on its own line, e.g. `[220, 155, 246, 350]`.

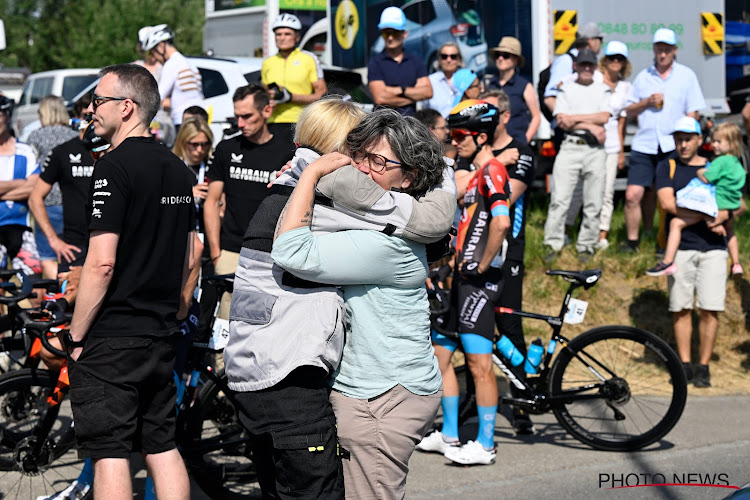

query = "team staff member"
[262, 13, 327, 129]
[368, 6, 433, 116]
[204, 84, 294, 319]
[141, 24, 204, 129]
[65, 64, 195, 499]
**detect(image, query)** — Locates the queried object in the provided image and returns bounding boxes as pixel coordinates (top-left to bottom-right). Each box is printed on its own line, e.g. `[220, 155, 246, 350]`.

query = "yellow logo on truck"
[335, 0, 359, 50]
[701, 12, 724, 55]
[554, 10, 577, 55]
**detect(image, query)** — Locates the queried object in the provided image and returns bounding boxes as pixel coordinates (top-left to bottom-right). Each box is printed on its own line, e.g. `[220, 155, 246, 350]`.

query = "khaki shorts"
[215, 249, 240, 319]
[667, 249, 728, 312]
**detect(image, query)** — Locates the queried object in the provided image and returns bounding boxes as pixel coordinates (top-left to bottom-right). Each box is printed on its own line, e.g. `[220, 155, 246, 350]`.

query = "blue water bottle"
[497, 335, 524, 366]
[524, 338, 545, 374]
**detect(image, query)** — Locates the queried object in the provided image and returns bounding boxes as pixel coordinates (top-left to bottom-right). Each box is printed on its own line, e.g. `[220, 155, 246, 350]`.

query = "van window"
[198, 68, 229, 99]
[62, 75, 98, 102]
[19, 80, 31, 106]
[30, 77, 54, 104]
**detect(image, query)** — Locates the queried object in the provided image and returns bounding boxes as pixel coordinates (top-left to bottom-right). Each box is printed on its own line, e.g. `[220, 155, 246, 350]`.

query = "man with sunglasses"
[140, 24, 203, 130]
[542, 49, 611, 261]
[368, 6, 432, 116]
[421, 41, 464, 118]
[65, 64, 195, 500]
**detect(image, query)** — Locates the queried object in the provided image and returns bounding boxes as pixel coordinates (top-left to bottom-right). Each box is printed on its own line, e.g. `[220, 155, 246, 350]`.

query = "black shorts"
[68, 334, 178, 459]
[455, 267, 503, 340]
[58, 246, 87, 273]
[0, 224, 27, 262]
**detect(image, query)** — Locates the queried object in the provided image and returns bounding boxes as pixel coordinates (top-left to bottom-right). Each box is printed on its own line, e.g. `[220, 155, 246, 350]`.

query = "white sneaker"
[36, 480, 91, 500]
[444, 440, 496, 465]
[415, 430, 459, 454]
[594, 238, 610, 250]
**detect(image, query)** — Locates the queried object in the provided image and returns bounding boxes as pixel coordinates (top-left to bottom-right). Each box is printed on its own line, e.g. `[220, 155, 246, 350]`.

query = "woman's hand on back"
[306, 153, 353, 179]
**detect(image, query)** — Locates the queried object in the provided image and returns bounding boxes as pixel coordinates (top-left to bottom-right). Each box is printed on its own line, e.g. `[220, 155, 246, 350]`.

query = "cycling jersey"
[261, 48, 323, 124]
[159, 51, 203, 126]
[40, 137, 95, 248]
[0, 142, 38, 228]
[455, 158, 510, 266]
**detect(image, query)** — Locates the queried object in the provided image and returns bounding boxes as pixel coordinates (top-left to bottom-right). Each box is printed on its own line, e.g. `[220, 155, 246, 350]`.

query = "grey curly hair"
[345, 108, 444, 197]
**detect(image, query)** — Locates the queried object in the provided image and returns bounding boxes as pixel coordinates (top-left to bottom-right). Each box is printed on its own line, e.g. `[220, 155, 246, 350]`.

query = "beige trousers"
[214, 249, 240, 319]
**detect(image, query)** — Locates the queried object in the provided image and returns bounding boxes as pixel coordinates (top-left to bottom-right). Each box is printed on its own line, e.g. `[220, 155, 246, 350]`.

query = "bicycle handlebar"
[17, 310, 70, 359]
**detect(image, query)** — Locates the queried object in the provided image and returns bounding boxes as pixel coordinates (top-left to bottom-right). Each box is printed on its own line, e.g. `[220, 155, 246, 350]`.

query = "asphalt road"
[6, 395, 749, 499]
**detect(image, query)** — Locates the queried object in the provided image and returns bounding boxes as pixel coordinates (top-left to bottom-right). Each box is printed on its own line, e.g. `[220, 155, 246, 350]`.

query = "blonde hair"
[598, 55, 632, 80]
[38, 96, 70, 127]
[293, 97, 365, 154]
[712, 122, 744, 158]
[173, 118, 214, 162]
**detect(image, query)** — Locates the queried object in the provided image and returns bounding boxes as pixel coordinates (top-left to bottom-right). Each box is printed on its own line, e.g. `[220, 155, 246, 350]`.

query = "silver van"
[12, 68, 99, 135]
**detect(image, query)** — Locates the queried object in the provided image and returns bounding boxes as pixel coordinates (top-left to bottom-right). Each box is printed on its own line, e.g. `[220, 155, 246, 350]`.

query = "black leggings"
[0, 225, 26, 263]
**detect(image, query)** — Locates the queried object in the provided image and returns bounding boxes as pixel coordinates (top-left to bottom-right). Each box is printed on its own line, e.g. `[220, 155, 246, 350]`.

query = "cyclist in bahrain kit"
[64, 64, 195, 500]
[419, 99, 512, 465]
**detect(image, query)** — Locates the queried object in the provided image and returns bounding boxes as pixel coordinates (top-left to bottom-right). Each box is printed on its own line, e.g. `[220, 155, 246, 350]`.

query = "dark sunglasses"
[606, 54, 626, 62]
[495, 52, 515, 60]
[91, 93, 140, 111]
[187, 141, 210, 150]
[450, 129, 479, 142]
[440, 53, 460, 60]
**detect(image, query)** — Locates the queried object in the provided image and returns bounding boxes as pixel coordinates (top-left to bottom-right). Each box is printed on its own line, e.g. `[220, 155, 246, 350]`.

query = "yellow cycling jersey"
[262, 48, 323, 123]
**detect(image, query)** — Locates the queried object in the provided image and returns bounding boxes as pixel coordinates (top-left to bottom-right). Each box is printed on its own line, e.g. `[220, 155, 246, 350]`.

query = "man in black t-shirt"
[28, 132, 94, 272]
[66, 64, 194, 499]
[654, 117, 728, 389]
[204, 83, 294, 319]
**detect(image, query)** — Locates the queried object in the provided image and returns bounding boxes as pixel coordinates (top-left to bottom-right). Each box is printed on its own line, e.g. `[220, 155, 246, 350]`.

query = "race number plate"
[564, 298, 588, 324]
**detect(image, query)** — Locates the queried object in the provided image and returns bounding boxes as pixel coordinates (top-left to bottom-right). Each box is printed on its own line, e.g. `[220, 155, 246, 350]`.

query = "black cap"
[575, 48, 598, 65]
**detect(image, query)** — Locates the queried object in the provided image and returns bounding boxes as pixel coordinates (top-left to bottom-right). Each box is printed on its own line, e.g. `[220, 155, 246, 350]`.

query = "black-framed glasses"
[440, 53, 460, 60]
[352, 151, 402, 172]
[606, 54, 626, 62]
[187, 141, 210, 150]
[91, 93, 140, 110]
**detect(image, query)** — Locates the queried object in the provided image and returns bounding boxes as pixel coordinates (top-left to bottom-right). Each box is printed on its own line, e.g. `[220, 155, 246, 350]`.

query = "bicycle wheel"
[0, 369, 89, 499]
[182, 373, 258, 499]
[549, 326, 687, 451]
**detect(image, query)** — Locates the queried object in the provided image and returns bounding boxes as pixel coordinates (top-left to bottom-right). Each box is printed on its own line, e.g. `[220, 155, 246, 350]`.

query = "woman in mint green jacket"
[272, 109, 449, 499]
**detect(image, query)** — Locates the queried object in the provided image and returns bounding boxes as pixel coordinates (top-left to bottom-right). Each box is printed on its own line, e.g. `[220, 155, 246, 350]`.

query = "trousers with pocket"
[234, 366, 344, 500]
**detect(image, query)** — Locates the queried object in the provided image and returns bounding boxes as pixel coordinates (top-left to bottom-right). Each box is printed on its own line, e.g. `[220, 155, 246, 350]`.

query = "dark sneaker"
[646, 261, 677, 277]
[693, 364, 711, 388]
[543, 246, 560, 263]
[682, 362, 694, 384]
[618, 241, 638, 253]
[512, 410, 535, 435]
[655, 245, 666, 257]
[577, 249, 594, 263]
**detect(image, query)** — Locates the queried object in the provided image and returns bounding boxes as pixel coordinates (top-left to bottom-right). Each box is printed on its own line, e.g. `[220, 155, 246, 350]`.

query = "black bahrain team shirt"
[88, 136, 195, 337]
[40, 137, 95, 249]
[205, 133, 294, 253]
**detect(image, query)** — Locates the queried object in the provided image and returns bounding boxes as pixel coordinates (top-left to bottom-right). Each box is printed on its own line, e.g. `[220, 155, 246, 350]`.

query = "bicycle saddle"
[546, 269, 602, 288]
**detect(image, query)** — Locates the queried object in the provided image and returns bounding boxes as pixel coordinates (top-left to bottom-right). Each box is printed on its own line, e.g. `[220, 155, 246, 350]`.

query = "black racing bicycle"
[436, 268, 687, 452]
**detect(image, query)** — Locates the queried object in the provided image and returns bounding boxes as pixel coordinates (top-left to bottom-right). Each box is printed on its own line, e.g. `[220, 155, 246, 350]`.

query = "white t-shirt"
[158, 51, 203, 125]
[0, 142, 38, 227]
[604, 79, 633, 154]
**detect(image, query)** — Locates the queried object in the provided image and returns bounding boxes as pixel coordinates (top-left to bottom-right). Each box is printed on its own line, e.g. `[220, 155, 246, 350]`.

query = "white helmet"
[141, 24, 174, 52]
[271, 13, 302, 32]
[138, 26, 154, 48]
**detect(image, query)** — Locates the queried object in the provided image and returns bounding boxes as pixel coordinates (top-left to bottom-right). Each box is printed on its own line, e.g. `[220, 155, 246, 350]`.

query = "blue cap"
[378, 7, 406, 31]
[672, 116, 701, 135]
[452, 68, 478, 107]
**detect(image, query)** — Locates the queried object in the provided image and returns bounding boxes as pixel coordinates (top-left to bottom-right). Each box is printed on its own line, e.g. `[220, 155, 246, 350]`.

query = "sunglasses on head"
[440, 53, 460, 60]
[450, 129, 479, 142]
[607, 54, 626, 62]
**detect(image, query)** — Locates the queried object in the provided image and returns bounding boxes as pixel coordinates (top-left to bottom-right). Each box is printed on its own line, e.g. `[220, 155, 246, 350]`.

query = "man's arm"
[28, 178, 81, 263]
[369, 76, 433, 107]
[177, 231, 198, 320]
[203, 180, 224, 263]
[558, 111, 610, 128]
[523, 82, 541, 142]
[2, 174, 38, 201]
[66, 230, 119, 359]
[0, 179, 27, 196]
[476, 215, 510, 273]
[290, 78, 327, 105]
[454, 169, 473, 203]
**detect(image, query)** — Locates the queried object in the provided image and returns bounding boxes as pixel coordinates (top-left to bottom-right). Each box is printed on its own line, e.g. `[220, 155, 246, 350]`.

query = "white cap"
[378, 6, 407, 31]
[604, 40, 628, 58]
[653, 28, 677, 45]
[672, 116, 701, 135]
